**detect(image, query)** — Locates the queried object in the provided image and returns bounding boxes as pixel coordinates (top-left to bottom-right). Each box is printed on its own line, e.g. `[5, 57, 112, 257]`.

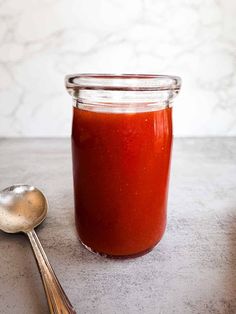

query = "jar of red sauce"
[65, 74, 181, 258]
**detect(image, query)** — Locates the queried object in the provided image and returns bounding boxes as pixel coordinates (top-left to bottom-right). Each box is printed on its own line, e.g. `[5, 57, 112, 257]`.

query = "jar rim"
[65, 73, 181, 92]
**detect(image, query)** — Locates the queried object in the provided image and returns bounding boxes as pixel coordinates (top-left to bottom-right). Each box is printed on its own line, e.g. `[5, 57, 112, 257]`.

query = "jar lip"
[65, 73, 181, 92]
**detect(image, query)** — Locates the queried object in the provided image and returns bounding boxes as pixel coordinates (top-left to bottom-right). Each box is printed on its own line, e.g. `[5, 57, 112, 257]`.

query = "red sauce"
[72, 107, 173, 257]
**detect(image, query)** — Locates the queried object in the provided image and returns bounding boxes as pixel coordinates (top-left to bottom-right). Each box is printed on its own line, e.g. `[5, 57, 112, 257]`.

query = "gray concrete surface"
[0, 138, 236, 314]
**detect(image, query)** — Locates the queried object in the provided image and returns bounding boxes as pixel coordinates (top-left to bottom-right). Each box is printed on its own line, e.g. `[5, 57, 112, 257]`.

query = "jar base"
[79, 239, 159, 259]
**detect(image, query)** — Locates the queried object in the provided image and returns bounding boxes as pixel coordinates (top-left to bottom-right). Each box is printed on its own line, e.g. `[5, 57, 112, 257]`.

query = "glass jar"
[65, 74, 181, 258]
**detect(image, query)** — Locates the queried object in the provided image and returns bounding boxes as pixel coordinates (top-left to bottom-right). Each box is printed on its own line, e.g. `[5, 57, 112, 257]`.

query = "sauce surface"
[72, 107, 173, 256]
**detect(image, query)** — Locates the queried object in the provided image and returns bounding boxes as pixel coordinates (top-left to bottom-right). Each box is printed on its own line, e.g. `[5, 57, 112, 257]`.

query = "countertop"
[0, 138, 236, 314]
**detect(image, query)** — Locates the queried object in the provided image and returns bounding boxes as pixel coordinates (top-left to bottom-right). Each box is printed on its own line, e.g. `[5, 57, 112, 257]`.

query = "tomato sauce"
[72, 107, 173, 257]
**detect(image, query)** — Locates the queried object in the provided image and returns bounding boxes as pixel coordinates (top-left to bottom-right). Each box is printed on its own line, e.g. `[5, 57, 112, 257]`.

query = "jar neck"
[73, 89, 173, 113]
[66, 74, 181, 113]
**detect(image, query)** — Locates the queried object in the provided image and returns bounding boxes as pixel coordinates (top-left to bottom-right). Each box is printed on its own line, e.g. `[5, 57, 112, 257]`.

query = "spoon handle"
[27, 230, 76, 314]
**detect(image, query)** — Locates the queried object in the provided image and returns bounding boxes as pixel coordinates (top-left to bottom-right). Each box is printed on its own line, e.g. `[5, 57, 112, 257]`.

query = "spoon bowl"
[0, 184, 47, 233]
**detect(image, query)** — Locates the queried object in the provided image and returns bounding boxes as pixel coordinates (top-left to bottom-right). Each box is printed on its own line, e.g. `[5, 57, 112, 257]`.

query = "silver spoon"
[0, 184, 76, 314]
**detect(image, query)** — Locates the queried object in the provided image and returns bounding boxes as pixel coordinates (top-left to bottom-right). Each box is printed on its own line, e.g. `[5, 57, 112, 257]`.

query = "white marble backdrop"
[0, 0, 235, 137]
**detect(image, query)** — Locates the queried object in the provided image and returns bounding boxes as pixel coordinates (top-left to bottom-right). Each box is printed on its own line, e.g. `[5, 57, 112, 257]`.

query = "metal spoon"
[0, 184, 76, 314]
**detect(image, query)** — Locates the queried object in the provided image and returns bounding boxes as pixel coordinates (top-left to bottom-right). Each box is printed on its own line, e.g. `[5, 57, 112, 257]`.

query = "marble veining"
[0, 138, 236, 313]
[0, 0, 236, 137]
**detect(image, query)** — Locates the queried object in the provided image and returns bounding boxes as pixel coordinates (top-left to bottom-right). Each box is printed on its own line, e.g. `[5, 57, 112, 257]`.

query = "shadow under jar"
[65, 74, 181, 258]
